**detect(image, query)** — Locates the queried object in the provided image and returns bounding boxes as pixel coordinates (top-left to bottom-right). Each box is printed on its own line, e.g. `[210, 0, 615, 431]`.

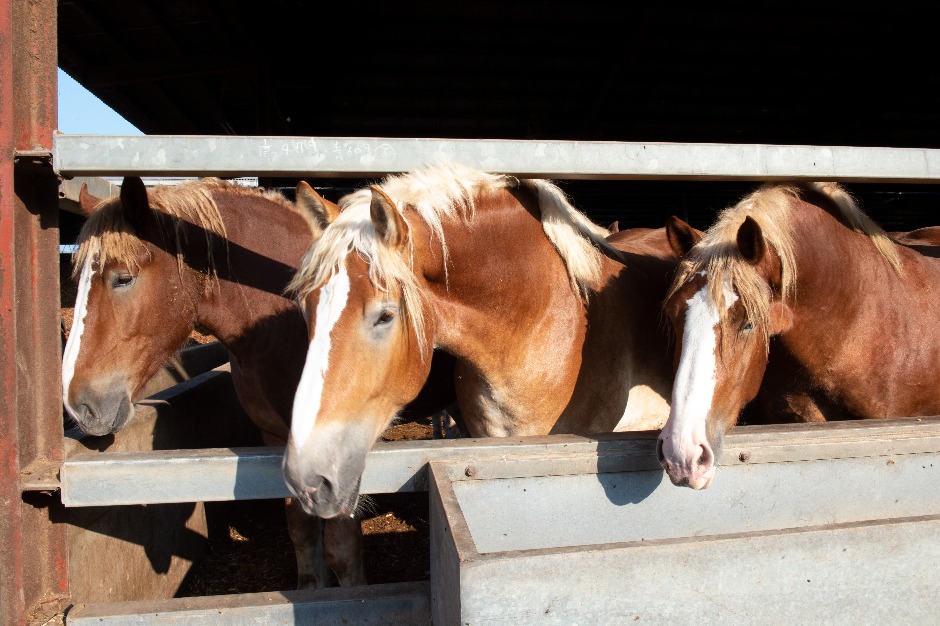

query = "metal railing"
[53, 134, 940, 182]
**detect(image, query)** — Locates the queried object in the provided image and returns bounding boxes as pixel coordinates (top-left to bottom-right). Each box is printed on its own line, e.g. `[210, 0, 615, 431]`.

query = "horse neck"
[191, 191, 311, 351]
[784, 200, 902, 320]
[553, 230, 679, 434]
[414, 191, 590, 434]
[775, 200, 940, 411]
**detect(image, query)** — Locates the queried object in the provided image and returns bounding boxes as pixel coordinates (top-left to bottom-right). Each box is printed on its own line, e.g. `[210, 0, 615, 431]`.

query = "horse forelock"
[290, 163, 512, 353]
[73, 198, 150, 279]
[288, 203, 429, 352]
[72, 179, 291, 287]
[668, 185, 800, 352]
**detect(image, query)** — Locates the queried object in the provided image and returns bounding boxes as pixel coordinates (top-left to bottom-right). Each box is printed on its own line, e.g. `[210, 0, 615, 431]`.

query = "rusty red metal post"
[1, 0, 68, 623]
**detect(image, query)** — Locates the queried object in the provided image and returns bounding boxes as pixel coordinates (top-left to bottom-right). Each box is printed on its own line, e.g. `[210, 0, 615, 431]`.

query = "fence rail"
[60, 417, 940, 508]
[53, 134, 940, 182]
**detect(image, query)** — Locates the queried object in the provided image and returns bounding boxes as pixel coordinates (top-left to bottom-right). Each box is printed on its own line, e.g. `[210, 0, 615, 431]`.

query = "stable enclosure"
[4, 1, 940, 624]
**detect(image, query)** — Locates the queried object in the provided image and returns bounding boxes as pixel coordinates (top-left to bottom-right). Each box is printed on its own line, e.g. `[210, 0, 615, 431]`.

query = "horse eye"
[741, 320, 754, 332]
[111, 273, 134, 289]
[375, 309, 395, 326]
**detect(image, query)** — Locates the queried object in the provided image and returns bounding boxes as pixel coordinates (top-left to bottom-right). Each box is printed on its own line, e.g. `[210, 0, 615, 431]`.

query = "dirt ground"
[60, 305, 436, 596]
[177, 488, 432, 596]
[175, 414, 435, 596]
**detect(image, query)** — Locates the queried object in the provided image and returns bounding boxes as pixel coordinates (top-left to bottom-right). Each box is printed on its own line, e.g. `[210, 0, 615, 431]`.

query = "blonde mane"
[669, 182, 900, 349]
[73, 179, 293, 283]
[287, 162, 615, 351]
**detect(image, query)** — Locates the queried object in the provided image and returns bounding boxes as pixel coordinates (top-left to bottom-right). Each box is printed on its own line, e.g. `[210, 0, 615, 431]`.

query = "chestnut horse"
[657, 182, 940, 489]
[282, 163, 686, 519]
[62, 177, 454, 587]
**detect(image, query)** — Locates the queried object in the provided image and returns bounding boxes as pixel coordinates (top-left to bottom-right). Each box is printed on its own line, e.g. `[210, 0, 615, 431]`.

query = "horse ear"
[78, 183, 103, 215]
[608, 220, 620, 234]
[119, 176, 151, 232]
[665, 215, 702, 257]
[736, 216, 766, 265]
[295, 180, 340, 235]
[370, 185, 408, 248]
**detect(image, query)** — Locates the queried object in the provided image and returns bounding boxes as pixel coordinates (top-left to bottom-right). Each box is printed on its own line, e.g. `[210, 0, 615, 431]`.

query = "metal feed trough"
[429, 418, 940, 624]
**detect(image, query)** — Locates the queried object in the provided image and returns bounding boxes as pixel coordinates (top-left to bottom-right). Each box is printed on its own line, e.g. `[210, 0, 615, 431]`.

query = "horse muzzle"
[656, 435, 719, 490]
[66, 377, 134, 436]
[282, 439, 365, 519]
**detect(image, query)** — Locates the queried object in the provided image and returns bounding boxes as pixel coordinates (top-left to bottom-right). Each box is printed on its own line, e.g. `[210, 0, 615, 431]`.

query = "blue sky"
[58, 68, 143, 135]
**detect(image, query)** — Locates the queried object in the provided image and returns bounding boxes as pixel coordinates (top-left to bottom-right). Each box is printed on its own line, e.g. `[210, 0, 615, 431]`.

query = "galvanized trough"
[429, 417, 940, 624]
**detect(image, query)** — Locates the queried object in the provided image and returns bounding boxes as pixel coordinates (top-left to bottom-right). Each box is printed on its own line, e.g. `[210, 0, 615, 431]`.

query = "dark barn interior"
[57, 1, 940, 233]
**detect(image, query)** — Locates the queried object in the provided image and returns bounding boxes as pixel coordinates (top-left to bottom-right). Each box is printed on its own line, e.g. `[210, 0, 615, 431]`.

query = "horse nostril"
[320, 476, 334, 499]
[73, 403, 99, 429]
[697, 444, 713, 468]
[656, 438, 666, 464]
[301, 474, 326, 503]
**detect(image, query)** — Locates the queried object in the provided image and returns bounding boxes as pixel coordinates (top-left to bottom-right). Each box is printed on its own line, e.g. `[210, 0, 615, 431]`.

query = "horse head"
[284, 185, 435, 518]
[658, 210, 793, 489]
[62, 177, 207, 435]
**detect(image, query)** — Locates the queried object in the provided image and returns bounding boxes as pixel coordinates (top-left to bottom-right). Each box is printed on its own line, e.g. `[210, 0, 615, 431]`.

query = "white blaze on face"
[61, 253, 96, 419]
[664, 278, 738, 458]
[291, 265, 351, 450]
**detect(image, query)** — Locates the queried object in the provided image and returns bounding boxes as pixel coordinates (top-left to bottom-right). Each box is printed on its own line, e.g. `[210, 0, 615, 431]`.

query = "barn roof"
[57, 3, 939, 146]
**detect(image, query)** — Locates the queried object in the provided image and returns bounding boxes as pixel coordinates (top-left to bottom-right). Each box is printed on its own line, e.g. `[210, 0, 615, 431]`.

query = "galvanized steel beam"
[53, 134, 940, 182]
[59, 417, 940, 507]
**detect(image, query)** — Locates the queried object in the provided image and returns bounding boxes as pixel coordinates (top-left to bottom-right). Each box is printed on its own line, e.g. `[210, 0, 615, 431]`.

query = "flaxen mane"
[669, 182, 900, 349]
[73, 179, 294, 283]
[287, 162, 616, 351]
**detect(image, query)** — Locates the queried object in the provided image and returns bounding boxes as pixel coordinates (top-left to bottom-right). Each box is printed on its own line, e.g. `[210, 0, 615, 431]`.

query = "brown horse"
[281, 163, 687, 519]
[62, 178, 453, 587]
[657, 182, 940, 489]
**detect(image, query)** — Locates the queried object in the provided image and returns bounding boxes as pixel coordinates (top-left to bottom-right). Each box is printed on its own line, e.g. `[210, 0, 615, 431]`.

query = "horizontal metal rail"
[53, 134, 940, 182]
[59, 416, 940, 507]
